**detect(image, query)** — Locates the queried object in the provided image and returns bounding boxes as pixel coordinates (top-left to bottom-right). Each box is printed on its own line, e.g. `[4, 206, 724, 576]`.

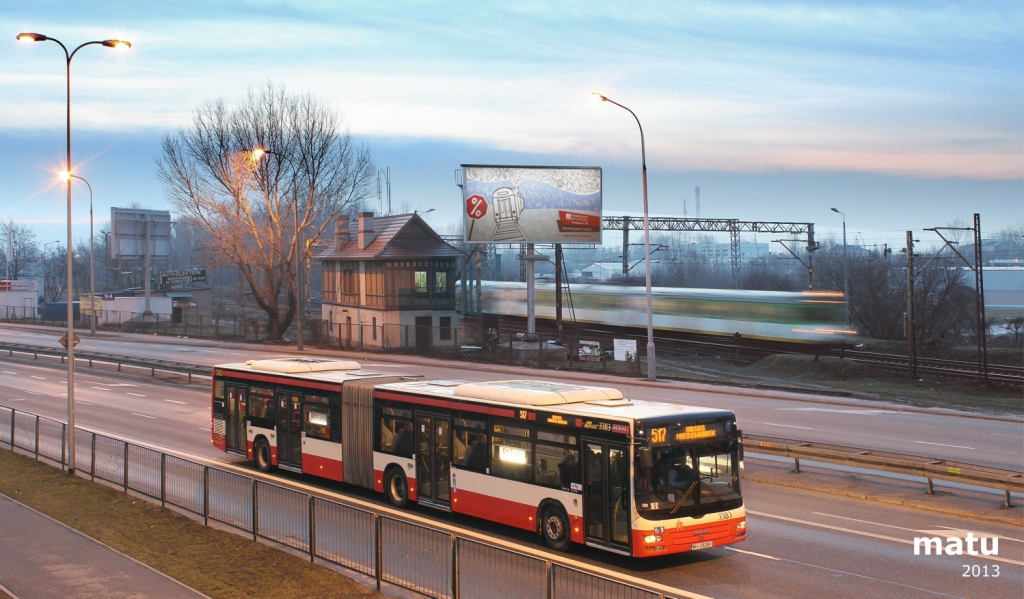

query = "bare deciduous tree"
[157, 83, 375, 340]
[0, 220, 40, 280]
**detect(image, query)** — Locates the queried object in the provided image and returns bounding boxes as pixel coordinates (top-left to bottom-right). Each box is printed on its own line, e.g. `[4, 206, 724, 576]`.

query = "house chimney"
[358, 212, 375, 250]
[334, 215, 350, 250]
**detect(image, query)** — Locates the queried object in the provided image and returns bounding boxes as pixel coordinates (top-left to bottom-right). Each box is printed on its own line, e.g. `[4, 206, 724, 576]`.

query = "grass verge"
[0, 449, 376, 599]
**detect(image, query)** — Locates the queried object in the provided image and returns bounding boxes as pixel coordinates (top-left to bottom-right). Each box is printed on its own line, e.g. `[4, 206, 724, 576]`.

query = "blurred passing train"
[480, 281, 853, 344]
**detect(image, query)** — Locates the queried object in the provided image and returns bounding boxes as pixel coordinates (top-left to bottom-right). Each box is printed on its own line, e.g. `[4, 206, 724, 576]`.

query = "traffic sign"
[59, 333, 81, 349]
[466, 194, 488, 220]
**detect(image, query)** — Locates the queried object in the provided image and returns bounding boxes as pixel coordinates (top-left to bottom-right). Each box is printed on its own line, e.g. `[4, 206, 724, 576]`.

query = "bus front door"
[276, 391, 302, 469]
[583, 440, 631, 552]
[415, 414, 451, 507]
[224, 384, 247, 454]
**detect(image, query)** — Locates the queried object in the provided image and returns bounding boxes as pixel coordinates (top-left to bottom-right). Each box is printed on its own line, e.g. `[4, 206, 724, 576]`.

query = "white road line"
[761, 422, 812, 430]
[914, 440, 975, 450]
[777, 407, 893, 415]
[131, 413, 156, 419]
[198, 427, 211, 432]
[25, 391, 40, 396]
[164, 399, 187, 404]
[750, 510, 1024, 566]
[814, 512, 1024, 543]
[78, 401, 93, 406]
[993, 433, 1021, 438]
[726, 547, 780, 560]
[83, 381, 106, 385]
[30, 375, 47, 380]
[2, 371, 19, 375]
[91, 387, 111, 391]
[127, 393, 147, 397]
[6, 399, 25, 402]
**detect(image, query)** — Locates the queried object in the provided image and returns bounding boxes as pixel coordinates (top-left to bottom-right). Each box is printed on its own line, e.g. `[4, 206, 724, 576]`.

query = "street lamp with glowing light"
[18, 30, 130, 477]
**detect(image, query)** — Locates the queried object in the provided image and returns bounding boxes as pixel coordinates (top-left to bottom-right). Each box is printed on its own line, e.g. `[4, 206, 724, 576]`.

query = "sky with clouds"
[2, 0, 1021, 251]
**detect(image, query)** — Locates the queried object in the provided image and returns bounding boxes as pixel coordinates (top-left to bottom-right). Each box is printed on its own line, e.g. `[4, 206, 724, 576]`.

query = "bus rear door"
[224, 384, 247, 455]
[415, 413, 451, 508]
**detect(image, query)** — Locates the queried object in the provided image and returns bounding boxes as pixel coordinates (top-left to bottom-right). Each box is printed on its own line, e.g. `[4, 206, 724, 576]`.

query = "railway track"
[463, 315, 1023, 386]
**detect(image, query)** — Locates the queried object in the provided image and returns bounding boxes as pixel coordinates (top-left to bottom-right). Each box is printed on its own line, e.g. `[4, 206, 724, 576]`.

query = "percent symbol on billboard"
[466, 194, 488, 219]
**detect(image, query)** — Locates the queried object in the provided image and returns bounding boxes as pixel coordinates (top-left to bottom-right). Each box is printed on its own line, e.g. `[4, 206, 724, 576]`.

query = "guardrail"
[0, 405, 703, 599]
[745, 434, 1024, 509]
[0, 342, 209, 381]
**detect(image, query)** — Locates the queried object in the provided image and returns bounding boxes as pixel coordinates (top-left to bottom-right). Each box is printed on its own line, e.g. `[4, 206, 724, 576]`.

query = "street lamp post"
[593, 92, 656, 380]
[251, 147, 303, 350]
[18, 32, 130, 476]
[61, 172, 96, 335]
[831, 207, 850, 329]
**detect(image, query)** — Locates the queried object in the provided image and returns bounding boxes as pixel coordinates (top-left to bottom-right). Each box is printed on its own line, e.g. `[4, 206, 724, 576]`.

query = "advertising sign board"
[613, 339, 637, 362]
[160, 269, 207, 288]
[110, 208, 171, 259]
[461, 165, 602, 244]
[578, 340, 602, 362]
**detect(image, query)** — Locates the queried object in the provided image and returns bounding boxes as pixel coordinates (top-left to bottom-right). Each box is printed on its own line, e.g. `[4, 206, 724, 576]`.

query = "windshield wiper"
[669, 480, 700, 515]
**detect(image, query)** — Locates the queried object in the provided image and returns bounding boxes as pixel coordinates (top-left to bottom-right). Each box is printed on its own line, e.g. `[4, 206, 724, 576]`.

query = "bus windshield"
[635, 440, 741, 519]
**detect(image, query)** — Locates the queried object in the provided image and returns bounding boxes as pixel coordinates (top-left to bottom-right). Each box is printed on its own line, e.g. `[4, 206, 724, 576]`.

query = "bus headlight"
[736, 520, 746, 530]
[643, 535, 662, 543]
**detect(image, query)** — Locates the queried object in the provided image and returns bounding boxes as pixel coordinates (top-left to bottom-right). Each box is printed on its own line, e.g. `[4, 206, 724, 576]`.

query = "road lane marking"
[78, 401, 93, 406]
[6, 399, 25, 402]
[761, 422, 812, 430]
[131, 413, 156, 419]
[164, 399, 187, 405]
[750, 510, 1024, 566]
[127, 393, 147, 397]
[91, 387, 111, 391]
[777, 407, 894, 415]
[726, 547, 779, 560]
[915, 440, 975, 450]
[815, 512, 1024, 543]
[199, 427, 211, 432]
[30, 376, 47, 380]
[729, 545, 964, 598]
[2, 371, 19, 375]
[25, 391, 40, 396]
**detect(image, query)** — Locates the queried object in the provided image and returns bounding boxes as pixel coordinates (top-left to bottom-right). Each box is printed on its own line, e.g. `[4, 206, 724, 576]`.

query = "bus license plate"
[691, 541, 713, 550]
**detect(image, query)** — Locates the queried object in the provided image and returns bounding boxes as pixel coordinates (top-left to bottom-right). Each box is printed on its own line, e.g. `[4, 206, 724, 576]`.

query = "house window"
[435, 271, 447, 295]
[414, 270, 428, 294]
[440, 316, 452, 340]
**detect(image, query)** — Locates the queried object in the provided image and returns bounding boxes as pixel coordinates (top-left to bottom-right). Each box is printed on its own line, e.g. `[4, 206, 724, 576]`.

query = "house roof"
[315, 213, 464, 261]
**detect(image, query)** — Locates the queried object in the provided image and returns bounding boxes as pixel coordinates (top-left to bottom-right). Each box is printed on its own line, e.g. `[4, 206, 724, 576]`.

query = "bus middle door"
[583, 439, 631, 552]
[224, 384, 247, 455]
[415, 414, 451, 507]
[276, 390, 302, 469]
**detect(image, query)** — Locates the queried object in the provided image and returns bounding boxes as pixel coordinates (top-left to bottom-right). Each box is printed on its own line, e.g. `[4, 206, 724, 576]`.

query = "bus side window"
[454, 429, 488, 471]
[380, 417, 413, 456]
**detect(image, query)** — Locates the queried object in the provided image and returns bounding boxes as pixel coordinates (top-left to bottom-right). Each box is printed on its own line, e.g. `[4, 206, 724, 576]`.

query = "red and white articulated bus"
[212, 357, 746, 557]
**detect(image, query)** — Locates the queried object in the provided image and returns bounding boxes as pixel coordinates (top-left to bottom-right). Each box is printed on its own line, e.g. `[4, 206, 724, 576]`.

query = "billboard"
[461, 165, 602, 244]
[110, 208, 171, 259]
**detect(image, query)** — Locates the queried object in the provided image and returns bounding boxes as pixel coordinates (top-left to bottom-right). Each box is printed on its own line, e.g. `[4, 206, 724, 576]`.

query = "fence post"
[123, 442, 129, 491]
[546, 561, 554, 599]
[375, 514, 382, 591]
[252, 479, 259, 541]
[451, 534, 459, 599]
[160, 453, 167, 507]
[90, 433, 97, 481]
[308, 495, 316, 562]
[9, 409, 14, 449]
[926, 477, 934, 495]
[203, 466, 210, 526]
[34, 415, 40, 459]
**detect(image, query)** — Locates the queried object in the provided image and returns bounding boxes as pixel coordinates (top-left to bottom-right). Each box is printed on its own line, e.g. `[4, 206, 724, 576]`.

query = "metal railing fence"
[0, 405, 695, 599]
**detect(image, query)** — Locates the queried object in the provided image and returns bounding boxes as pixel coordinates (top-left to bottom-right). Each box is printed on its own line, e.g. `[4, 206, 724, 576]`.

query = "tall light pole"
[593, 92, 656, 380]
[252, 147, 303, 350]
[831, 207, 850, 329]
[18, 32, 131, 476]
[61, 172, 96, 335]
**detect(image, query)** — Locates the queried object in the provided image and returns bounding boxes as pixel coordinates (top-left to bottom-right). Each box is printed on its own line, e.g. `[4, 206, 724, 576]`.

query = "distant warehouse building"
[0, 280, 38, 319]
[984, 267, 1024, 320]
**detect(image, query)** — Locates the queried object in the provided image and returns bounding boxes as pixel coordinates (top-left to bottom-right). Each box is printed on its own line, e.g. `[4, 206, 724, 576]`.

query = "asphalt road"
[1, 327, 1021, 599]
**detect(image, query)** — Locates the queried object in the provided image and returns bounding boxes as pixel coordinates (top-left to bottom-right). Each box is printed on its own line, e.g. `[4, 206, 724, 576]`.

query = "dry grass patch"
[0, 450, 376, 599]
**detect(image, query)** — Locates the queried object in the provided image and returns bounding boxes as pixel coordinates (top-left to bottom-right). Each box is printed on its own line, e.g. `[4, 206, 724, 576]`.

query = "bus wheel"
[541, 506, 571, 551]
[385, 467, 409, 508]
[254, 439, 273, 472]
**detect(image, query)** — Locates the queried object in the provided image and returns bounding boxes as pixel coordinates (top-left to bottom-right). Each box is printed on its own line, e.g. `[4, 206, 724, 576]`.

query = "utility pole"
[973, 213, 988, 384]
[555, 244, 563, 344]
[906, 231, 917, 379]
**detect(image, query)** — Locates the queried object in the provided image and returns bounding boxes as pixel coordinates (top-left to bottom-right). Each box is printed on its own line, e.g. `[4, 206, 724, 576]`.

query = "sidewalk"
[0, 493, 207, 599]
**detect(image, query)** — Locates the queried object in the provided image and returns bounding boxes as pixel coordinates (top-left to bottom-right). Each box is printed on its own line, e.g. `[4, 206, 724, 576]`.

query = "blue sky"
[2, 1, 1021, 252]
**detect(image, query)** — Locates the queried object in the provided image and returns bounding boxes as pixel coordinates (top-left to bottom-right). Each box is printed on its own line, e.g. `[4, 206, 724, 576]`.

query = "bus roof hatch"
[452, 380, 623, 406]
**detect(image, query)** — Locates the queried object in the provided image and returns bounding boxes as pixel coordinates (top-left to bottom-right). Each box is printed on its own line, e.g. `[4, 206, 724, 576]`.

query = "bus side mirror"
[638, 447, 653, 470]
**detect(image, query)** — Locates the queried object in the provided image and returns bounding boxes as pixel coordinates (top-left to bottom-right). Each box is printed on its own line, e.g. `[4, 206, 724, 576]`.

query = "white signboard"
[462, 165, 602, 244]
[613, 339, 637, 362]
